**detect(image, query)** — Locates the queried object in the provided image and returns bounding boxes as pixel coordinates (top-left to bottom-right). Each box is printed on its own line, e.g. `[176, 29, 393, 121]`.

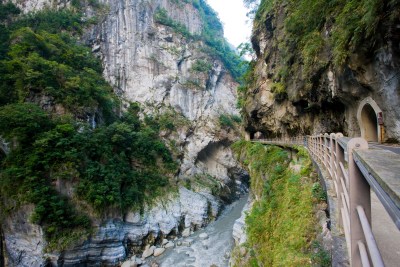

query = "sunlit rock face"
[4, 1, 245, 266]
[85, 0, 240, 179]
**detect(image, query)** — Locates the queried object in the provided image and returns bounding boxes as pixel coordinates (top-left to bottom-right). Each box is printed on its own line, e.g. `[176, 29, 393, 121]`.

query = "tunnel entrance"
[361, 104, 378, 142]
[357, 97, 383, 143]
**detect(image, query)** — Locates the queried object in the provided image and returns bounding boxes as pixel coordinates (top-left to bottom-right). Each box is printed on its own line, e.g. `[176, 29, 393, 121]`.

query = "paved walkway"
[372, 192, 400, 267]
[370, 143, 400, 154]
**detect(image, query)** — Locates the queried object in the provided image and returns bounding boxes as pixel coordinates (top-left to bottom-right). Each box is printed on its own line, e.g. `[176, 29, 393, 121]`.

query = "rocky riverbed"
[121, 194, 249, 267]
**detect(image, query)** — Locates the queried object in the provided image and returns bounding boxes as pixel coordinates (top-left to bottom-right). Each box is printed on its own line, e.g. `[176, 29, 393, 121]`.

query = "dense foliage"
[154, 8, 192, 39]
[231, 142, 330, 266]
[0, 2, 176, 250]
[252, 0, 400, 93]
[1, 27, 116, 120]
[218, 114, 242, 128]
[154, 0, 248, 81]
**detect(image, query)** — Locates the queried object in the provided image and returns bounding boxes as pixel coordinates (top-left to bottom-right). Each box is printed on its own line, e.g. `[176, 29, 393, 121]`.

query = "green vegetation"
[154, 7, 193, 39]
[219, 114, 242, 129]
[231, 141, 330, 266]
[271, 82, 287, 100]
[154, 0, 247, 81]
[312, 182, 327, 202]
[190, 59, 212, 73]
[251, 0, 400, 92]
[144, 107, 190, 132]
[0, 2, 176, 251]
[0, 27, 116, 119]
[11, 9, 84, 34]
[181, 173, 221, 195]
[236, 61, 256, 109]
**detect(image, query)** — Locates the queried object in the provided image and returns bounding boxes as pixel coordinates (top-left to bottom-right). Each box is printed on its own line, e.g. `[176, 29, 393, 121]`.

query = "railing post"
[312, 136, 316, 157]
[314, 136, 317, 156]
[315, 135, 318, 158]
[335, 133, 344, 230]
[329, 133, 335, 179]
[319, 134, 322, 162]
[324, 133, 329, 170]
[321, 134, 325, 163]
[347, 138, 369, 267]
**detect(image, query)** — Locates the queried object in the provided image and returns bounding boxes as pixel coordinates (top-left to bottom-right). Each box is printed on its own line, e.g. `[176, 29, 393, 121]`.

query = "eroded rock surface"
[244, 2, 400, 141]
[5, 187, 230, 266]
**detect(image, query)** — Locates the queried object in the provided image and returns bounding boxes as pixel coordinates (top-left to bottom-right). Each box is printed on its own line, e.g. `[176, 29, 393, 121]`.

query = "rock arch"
[357, 97, 384, 143]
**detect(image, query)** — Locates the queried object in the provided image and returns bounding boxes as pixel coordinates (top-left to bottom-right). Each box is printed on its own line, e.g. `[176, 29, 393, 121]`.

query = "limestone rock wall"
[2, 206, 45, 267]
[85, 0, 240, 178]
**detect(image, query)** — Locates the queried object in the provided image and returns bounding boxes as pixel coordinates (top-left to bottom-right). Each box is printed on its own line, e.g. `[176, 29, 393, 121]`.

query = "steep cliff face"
[85, 0, 240, 178]
[243, 1, 400, 142]
[3, 0, 245, 266]
[13, 0, 241, 178]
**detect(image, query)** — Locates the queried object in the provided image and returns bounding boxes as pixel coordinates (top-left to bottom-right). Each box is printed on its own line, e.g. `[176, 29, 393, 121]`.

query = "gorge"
[1, 0, 400, 266]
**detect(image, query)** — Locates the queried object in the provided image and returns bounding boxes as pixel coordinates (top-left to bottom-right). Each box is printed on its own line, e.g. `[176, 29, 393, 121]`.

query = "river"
[153, 194, 248, 267]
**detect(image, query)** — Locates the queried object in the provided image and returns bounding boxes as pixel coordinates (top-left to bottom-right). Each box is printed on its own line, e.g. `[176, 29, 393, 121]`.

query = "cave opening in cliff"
[361, 104, 378, 142]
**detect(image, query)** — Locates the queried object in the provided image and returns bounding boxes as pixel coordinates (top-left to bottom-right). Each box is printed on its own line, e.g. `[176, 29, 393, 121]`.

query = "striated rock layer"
[3, 188, 226, 266]
[56, 187, 222, 266]
[3, 0, 247, 266]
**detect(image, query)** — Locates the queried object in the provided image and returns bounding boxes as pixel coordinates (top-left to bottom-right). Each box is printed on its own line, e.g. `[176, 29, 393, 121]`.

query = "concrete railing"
[254, 136, 304, 146]
[253, 134, 400, 267]
[309, 134, 385, 267]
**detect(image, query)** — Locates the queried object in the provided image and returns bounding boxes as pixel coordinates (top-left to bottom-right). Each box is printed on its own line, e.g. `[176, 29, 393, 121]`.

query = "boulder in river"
[142, 245, 156, 259]
[121, 260, 137, 267]
[182, 228, 191, 237]
[154, 248, 166, 257]
[164, 241, 174, 248]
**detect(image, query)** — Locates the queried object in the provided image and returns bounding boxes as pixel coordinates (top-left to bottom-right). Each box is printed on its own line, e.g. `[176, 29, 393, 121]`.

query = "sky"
[207, 0, 253, 48]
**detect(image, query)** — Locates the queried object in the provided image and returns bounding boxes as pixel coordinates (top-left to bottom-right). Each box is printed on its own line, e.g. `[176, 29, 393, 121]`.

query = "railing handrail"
[251, 133, 400, 267]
